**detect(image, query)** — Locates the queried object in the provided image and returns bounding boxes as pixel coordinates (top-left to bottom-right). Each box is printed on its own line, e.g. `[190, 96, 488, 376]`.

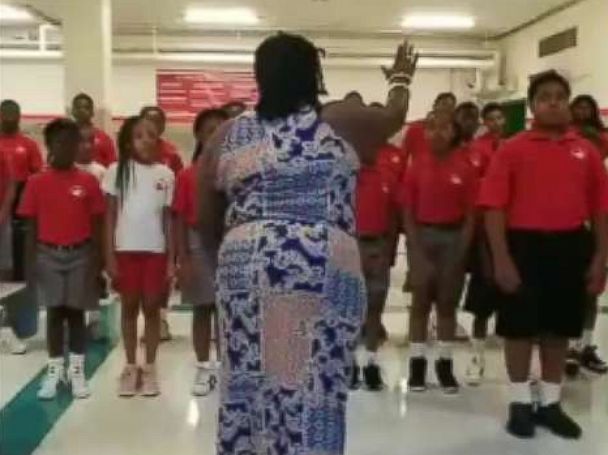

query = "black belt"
[39, 239, 91, 252]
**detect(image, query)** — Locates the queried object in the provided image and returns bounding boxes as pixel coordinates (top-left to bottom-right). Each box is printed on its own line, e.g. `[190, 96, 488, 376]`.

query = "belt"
[39, 239, 91, 252]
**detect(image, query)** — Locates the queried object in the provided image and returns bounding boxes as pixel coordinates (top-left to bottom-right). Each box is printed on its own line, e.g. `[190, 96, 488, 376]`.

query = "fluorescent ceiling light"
[402, 14, 475, 30]
[0, 4, 34, 22]
[184, 7, 259, 25]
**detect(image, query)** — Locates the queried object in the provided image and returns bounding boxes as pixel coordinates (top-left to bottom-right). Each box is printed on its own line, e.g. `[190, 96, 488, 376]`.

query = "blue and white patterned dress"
[215, 108, 366, 455]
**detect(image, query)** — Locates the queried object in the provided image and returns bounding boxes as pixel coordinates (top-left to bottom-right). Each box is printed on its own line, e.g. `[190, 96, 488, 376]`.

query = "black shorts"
[495, 228, 592, 339]
[464, 235, 499, 318]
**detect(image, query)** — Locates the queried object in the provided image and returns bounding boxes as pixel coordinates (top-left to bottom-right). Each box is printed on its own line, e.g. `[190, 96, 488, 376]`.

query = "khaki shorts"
[358, 236, 390, 309]
[35, 243, 99, 310]
[416, 225, 466, 305]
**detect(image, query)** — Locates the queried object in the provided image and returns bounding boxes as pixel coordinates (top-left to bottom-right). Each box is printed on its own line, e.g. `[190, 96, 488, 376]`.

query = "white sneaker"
[465, 355, 485, 386]
[0, 327, 27, 354]
[68, 353, 90, 399]
[140, 364, 160, 397]
[38, 358, 65, 400]
[192, 364, 217, 397]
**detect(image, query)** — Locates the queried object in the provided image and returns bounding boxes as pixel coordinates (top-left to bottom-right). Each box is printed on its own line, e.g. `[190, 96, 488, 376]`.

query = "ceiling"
[8, 0, 577, 38]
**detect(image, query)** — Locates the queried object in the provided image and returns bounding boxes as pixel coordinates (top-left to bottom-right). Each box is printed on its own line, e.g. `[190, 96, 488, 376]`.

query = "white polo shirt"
[103, 161, 174, 253]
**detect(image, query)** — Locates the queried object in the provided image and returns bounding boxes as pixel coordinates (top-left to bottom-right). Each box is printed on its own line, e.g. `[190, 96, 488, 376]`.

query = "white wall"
[0, 58, 475, 122]
[500, 0, 608, 108]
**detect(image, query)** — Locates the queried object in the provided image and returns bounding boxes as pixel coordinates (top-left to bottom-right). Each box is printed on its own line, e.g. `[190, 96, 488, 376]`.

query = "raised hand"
[382, 40, 419, 83]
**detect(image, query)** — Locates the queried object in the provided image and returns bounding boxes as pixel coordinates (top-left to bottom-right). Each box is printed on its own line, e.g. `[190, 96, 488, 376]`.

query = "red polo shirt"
[172, 166, 197, 227]
[400, 147, 477, 224]
[0, 133, 43, 182]
[356, 145, 404, 235]
[478, 129, 608, 231]
[401, 119, 429, 167]
[156, 138, 184, 175]
[92, 128, 117, 167]
[18, 168, 106, 245]
[468, 132, 502, 177]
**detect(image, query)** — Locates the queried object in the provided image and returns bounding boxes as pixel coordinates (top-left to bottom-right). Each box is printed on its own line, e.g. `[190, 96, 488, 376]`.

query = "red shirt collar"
[524, 127, 579, 143]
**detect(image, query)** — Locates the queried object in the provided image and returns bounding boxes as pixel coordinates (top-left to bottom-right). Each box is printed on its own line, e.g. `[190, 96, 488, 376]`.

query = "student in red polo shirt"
[479, 72, 608, 439]
[0, 99, 43, 281]
[19, 118, 105, 400]
[351, 142, 403, 391]
[71, 93, 117, 167]
[401, 111, 477, 395]
[463, 102, 507, 385]
[173, 108, 228, 397]
[103, 116, 175, 398]
[454, 101, 480, 147]
[140, 106, 184, 342]
[401, 92, 457, 167]
[564, 94, 608, 376]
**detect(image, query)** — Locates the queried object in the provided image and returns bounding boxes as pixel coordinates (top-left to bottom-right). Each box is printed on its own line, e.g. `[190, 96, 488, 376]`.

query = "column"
[60, 0, 112, 129]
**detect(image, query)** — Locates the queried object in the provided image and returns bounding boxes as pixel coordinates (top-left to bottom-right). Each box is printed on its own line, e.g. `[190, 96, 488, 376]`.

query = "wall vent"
[539, 27, 577, 57]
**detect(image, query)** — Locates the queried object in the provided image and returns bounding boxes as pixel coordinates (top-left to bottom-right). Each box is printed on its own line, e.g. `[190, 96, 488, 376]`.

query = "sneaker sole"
[506, 426, 535, 439]
[408, 386, 428, 393]
[441, 387, 460, 395]
[140, 391, 160, 397]
[118, 391, 137, 397]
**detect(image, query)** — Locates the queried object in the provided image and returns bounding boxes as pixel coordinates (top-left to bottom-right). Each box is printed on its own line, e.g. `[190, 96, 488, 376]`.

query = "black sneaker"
[363, 363, 384, 391]
[535, 403, 582, 439]
[349, 363, 361, 390]
[435, 359, 460, 395]
[506, 403, 535, 439]
[565, 349, 581, 378]
[407, 357, 427, 392]
[580, 346, 608, 374]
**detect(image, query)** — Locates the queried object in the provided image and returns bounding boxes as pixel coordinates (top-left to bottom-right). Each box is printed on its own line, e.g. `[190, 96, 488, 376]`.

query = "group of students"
[0, 94, 246, 399]
[352, 71, 608, 439]
[1, 69, 608, 440]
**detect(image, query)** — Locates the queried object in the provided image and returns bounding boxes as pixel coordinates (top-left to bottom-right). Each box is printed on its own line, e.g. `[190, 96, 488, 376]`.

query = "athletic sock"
[540, 381, 562, 406]
[437, 341, 453, 360]
[581, 329, 594, 348]
[509, 381, 532, 404]
[410, 342, 427, 359]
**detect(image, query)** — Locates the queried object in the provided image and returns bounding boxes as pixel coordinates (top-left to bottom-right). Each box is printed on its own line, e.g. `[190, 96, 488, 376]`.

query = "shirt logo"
[570, 147, 586, 160]
[70, 185, 86, 198]
[94, 137, 100, 145]
[391, 156, 401, 165]
[15, 146, 26, 155]
[155, 179, 169, 191]
[450, 174, 463, 185]
[382, 184, 390, 194]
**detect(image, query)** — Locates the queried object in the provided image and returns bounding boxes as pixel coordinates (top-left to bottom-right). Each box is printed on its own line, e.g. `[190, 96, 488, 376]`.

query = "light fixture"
[401, 14, 475, 30]
[184, 7, 259, 25]
[0, 4, 34, 22]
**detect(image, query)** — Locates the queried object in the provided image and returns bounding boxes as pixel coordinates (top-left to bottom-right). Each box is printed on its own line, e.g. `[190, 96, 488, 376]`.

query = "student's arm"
[163, 207, 176, 281]
[174, 214, 192, 287]
[28, 141, 43, 174]
[104, 195, 118, 281]
[485, 210, 520, 293]
[0, 181, 15, 225]
[322, 40, 418, 165]
[197, 124, 230, 267]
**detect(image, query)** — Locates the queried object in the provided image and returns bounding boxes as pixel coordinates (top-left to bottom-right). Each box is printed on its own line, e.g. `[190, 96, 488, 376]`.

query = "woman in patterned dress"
[198, 33, 418, 454]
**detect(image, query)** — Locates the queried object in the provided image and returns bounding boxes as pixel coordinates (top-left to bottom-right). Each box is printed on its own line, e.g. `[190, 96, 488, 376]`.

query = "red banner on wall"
[156, 69, 258, 122]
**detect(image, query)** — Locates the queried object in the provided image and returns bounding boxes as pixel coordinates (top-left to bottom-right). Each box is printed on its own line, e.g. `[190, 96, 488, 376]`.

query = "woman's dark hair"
[528, 70, 571, 103]
[255, 32, 326, 120]
[192, 108, 229, 162]
[115, 116, 141, 205]
[571, 94, 605, 131]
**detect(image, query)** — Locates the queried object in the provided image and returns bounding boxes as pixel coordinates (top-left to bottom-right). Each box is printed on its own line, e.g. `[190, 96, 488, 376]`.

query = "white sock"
[471, 338, 486, 357]
[581, 329, 594, 348]
[540, 381, 561, 406]
[509, 381, 532, 404]
[367, 350, 378, 366]
[88, 310, 101, 324]
[410, 342, 426, 359]
[437, 341, 453, 360]
[355, 345, 366, 366]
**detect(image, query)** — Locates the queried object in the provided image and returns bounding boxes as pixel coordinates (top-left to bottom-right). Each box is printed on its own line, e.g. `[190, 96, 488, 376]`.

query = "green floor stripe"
[0, 302, 118, 455]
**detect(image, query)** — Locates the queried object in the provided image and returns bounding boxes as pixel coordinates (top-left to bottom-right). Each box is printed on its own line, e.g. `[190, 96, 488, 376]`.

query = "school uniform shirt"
[103, 161, 175, 253]
[467, 132, 501, 177]
[76, 161, 106, 183]
[478, 129, 608, 231]
[18, 168, 105, 246]
[400, 148, 478, 225]
[401, 119, 429, 167]
[0, 133, 43, 182]
[156, 138, 184, 175]
[172, 166, 197, 228]
[92, 128, 117, 167]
